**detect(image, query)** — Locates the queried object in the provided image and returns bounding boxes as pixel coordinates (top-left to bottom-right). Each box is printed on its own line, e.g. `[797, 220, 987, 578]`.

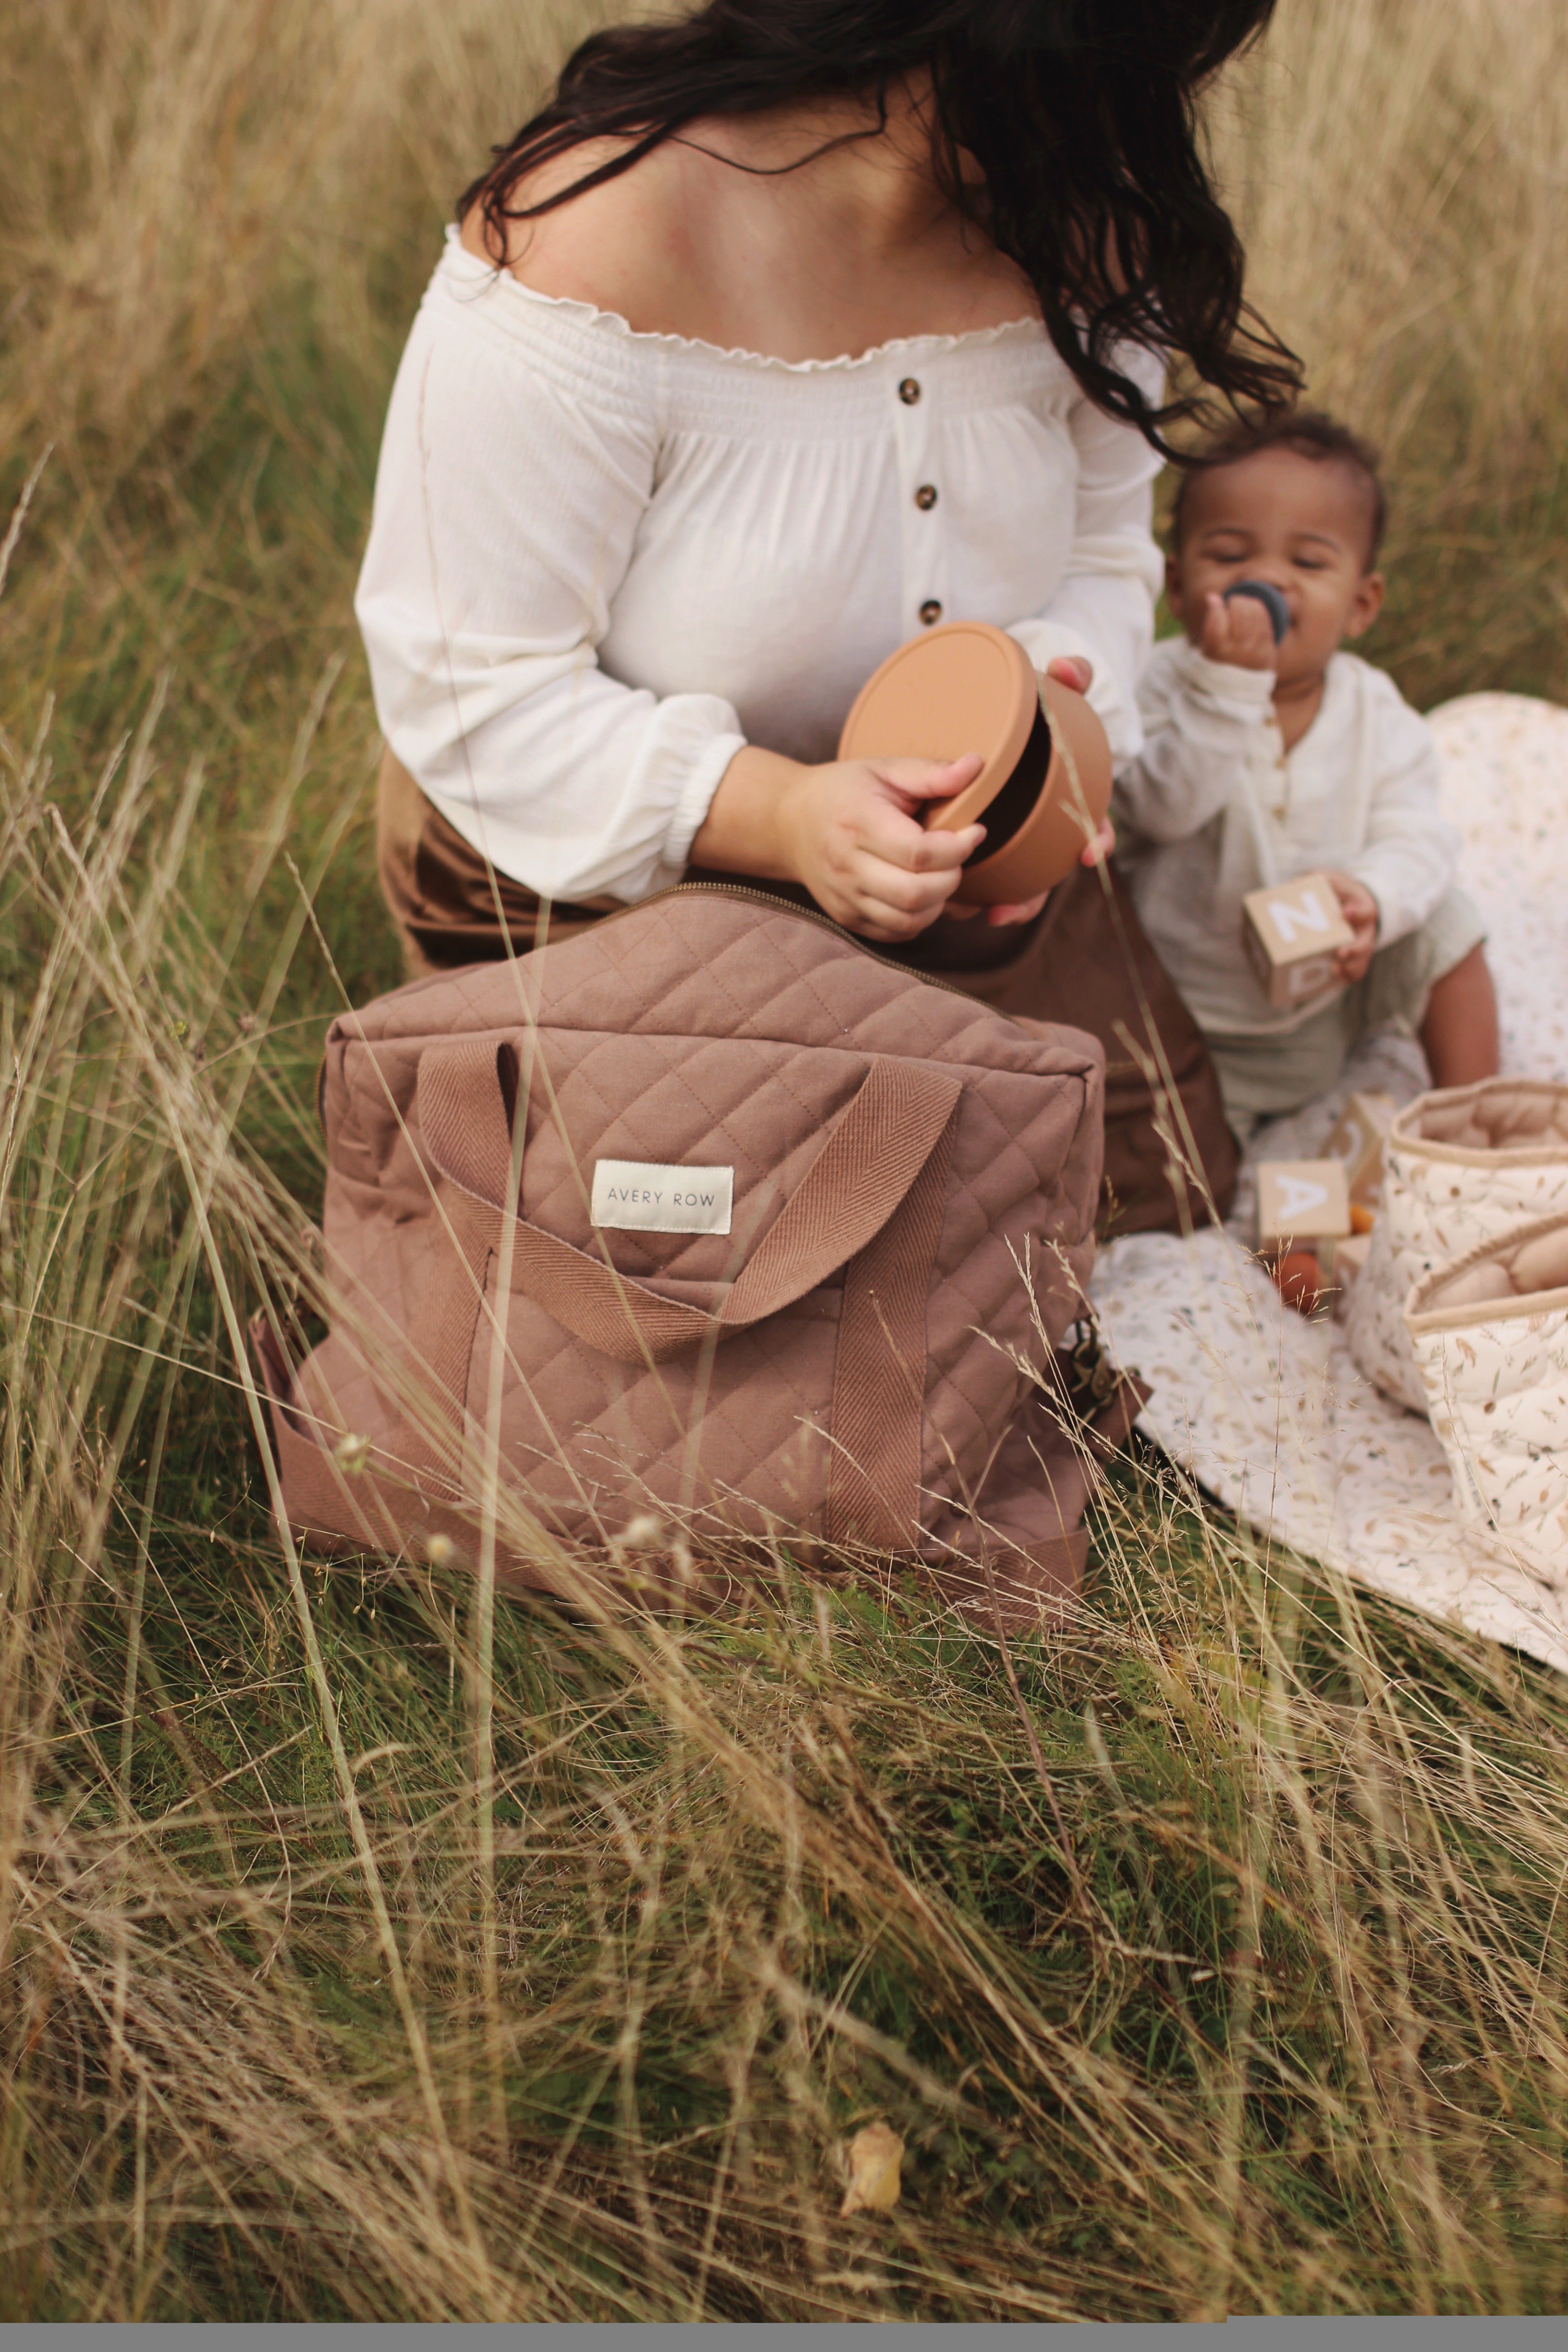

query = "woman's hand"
[694, 652, 1111, 942]
[695, 742, 986, 941]
[775, 752, 987, 940]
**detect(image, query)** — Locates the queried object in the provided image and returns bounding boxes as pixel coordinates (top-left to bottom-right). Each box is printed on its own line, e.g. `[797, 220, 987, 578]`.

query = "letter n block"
[1241, 872, 1356, 1009]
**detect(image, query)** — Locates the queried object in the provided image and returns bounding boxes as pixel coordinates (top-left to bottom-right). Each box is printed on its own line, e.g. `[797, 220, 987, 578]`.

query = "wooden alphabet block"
[1329, 1229, 1372, 1319]
[1321, 1090, 1396, 1208]
[1257, 1159, 1352, 1252]
[1241, 872, 1355, 1009]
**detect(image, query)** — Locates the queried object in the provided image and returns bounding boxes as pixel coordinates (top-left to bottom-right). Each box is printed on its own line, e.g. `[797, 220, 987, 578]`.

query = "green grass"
[5, 0, 1568, 2321]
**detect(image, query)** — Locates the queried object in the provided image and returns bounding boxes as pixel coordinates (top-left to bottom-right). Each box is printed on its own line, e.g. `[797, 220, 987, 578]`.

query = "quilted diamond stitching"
[301, 893, 1104, 1559]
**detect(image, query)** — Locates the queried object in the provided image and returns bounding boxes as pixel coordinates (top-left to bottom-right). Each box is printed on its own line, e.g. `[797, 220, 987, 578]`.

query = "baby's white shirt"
[1112, 637, 1460, 1035]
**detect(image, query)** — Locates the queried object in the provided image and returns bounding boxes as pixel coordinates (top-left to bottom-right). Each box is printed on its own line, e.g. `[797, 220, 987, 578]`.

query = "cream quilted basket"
[1347, 1078, 1568, 1414]
[1405, 1211, 1568, 1587]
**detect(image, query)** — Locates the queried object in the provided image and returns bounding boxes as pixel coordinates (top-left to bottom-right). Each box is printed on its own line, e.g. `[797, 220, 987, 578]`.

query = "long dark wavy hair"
[460, 0, 1301, 452]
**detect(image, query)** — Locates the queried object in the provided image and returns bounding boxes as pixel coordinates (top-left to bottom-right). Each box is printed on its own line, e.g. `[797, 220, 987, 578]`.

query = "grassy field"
[4, 0, 1568, 2320]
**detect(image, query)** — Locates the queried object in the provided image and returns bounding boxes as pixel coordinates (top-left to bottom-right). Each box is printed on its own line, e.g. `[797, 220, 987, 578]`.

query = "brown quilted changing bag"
[254, 887, 1139, 1625]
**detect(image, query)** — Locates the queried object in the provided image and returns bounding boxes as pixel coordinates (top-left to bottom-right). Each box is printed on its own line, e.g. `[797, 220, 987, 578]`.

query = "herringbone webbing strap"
[822, 1112, 955, 1553]
[412, 1189, 501, 1484]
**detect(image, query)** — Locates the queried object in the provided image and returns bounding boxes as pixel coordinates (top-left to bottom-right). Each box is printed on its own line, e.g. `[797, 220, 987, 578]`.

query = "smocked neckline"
[439, 225, 1044, 373]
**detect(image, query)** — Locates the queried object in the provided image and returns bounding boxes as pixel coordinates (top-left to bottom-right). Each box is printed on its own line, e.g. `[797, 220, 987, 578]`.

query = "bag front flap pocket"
[420, 1034, 960, 1363]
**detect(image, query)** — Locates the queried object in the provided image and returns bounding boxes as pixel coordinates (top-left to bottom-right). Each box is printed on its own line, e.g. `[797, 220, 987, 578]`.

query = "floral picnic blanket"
[1090, 695, 1568, 1672]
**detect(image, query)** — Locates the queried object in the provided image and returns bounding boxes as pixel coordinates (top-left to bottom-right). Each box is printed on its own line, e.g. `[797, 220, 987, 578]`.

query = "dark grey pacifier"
[1224, 579, 1289, 644]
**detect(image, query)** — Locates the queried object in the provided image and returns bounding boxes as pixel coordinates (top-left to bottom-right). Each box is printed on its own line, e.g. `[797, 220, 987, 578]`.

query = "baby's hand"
[1326, 872, 1379, 982]
[1199, 591, 1279, 672]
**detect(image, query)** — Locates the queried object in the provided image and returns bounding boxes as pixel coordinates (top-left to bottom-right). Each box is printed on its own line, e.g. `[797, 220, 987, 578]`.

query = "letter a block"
[1241, 872, 1355, 1009]
[1257, 1158, 1352, 1254]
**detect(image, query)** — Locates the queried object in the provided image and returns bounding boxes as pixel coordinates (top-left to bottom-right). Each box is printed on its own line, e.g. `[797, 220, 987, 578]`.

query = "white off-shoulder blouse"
[355, 228, 1166, 904]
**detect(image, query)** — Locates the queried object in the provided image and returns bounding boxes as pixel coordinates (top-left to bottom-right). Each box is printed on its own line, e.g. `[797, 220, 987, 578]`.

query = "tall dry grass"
[1210, 0, 1568, 703]
[1, 0, 630, 460]
[1220, 0, 1568, 479]
[3, 0, 1568, 2320]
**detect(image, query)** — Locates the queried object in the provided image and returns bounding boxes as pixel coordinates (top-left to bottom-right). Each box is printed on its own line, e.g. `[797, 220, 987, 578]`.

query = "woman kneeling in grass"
[358, 0, 1298, 1220]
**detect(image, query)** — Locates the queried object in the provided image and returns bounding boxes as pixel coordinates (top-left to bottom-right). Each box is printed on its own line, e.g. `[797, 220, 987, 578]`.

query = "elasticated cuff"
[663, 729, 750, 876]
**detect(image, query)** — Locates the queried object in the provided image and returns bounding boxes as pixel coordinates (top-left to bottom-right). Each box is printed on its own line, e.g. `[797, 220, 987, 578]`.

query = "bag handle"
[419, 1036, 961, 1365]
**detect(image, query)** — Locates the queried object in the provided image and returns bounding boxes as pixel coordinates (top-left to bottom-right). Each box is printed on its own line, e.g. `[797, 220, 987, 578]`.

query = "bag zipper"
[576, 876, 1021, 1019]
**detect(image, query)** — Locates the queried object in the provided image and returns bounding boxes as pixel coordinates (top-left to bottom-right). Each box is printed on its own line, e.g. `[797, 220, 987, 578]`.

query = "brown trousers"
[375, 750, 1238, 1236]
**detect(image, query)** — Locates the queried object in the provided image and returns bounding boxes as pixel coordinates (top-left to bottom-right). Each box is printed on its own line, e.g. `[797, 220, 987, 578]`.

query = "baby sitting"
[1112, 410, 1498, 1143]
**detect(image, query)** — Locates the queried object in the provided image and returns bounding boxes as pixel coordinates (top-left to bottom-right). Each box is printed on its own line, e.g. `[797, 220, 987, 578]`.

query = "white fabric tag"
[590, 1159, 734, 1236]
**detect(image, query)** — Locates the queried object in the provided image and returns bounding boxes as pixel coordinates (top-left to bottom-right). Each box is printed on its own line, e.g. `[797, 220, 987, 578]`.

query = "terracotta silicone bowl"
[836, 621, 1113, 906]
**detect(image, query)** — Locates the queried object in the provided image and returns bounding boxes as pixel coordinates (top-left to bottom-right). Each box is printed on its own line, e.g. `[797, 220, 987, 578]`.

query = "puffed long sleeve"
[1007, 350, 1166, 764]
[355, 276, 746, 905]
[1112, 647, 1277, 844]
[1339, 672, 1458, 946]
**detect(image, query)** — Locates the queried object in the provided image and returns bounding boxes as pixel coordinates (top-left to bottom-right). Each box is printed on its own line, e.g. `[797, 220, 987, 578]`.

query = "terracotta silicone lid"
[837, 620, 1113, 906]
[838, 621, 1038, 817]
